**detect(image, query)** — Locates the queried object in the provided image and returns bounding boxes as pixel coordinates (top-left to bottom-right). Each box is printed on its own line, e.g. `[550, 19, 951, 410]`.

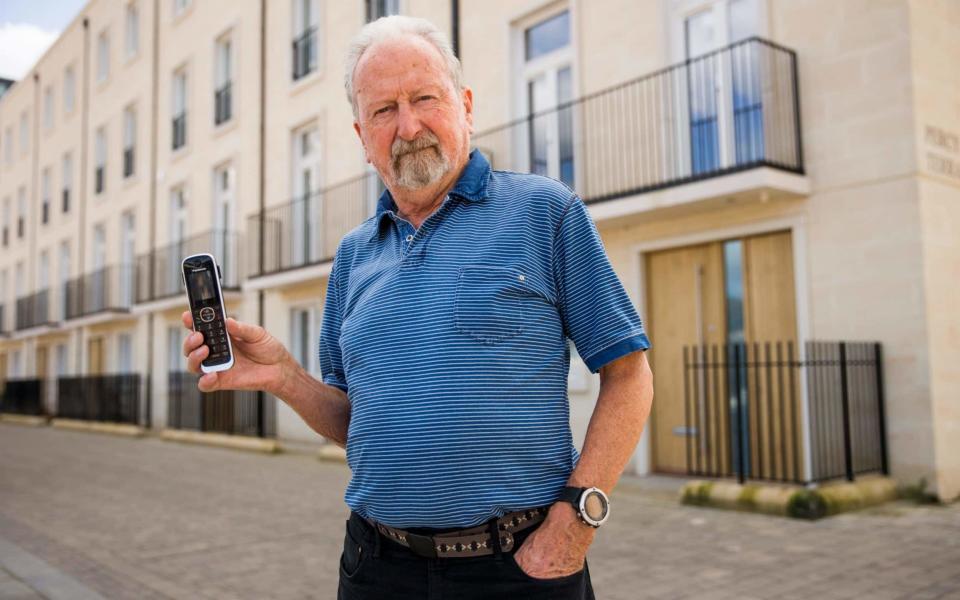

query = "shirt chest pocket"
[455, 266, 533, 345]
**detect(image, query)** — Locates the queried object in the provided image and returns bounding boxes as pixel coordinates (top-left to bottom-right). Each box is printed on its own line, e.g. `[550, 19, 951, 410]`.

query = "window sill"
[291, 68, 324, 96]
[122, 173, 140, 189]
[212, 117, 238, 139]
[170, 145, 190, 163]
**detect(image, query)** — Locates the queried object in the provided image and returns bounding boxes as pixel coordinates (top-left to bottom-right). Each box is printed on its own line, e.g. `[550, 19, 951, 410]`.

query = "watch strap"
[558, 486, 586, 508]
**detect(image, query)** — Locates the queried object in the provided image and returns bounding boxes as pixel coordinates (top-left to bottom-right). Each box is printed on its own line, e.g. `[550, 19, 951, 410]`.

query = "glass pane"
[557, 66, 575, 188]
[685, 9, 715, 59]
[723, 240, 744, 343]
[525, 11, 570, 61]
[686, 11, 719, 174]
[728, 0, 759, 44]
[527, 76, 549, 177]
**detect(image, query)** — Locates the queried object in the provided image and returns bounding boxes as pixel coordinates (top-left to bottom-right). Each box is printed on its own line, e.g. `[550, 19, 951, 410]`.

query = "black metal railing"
[15, 289, 55, 330]
[292, 27, 317, 80]
[167, 371, 274, 437]
[215, 82, 232, 125]
[247, 176, 375, 277]
[56, 374, 149, 426]
[64, 264, 137, 320]
[0, 378, 45, 416]
[682, 341, 887, 485]
[473, 37, 802, 203]
[136, 230, 241, 303]
[95, 166, 105, 194]
[123, 146, 135, 177]
[172, 113, 187, 150]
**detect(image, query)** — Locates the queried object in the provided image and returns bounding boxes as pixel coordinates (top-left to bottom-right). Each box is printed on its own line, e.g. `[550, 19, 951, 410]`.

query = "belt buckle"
[405, 532, 438, 558]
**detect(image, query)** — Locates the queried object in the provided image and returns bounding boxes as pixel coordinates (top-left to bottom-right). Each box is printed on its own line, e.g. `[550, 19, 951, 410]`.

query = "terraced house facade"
[0, 0, 957, 501]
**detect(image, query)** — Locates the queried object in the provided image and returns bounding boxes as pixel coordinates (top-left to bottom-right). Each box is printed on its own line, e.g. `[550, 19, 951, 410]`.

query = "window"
[92, 223, 106, 271]
[62, 153, 72, 212]
[39, 250, 49, 291]
[290, 305, 320, 375]
[10, 350, 22, 378]
[212, 164, 235, 280]
[0, 269, 7, 328]
[167, 326, 184, 372]
[119, 212, 135, 306]
[168, 187, 187, 292]
[55, 343, 69, 376]
[97, 30, 110, 83]
[172, 69, 187, 150]
[64, 66, 75, 113]
[367, 0, 400, 22]
[520, 10, 575, 188]
[1, 197, 8, 246]
[95, 127, 106, 193]
[173, 0, 191, 17]
[125, 2, 139, 58]
[43, 86, 54, 130]
[123, 107, 136, 177]
[3, 127, 12, 163]
[41, 168, 51, 225]
[291, 0, 319, 80]
[214, 36, 233, 125]
[19, 112, 28, 156]
[16, 188, 26, 239]
[118, 333, 133, 373]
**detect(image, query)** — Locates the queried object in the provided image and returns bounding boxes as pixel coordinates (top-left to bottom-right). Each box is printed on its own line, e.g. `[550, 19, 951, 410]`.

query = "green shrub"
[787, 489, 827, 520]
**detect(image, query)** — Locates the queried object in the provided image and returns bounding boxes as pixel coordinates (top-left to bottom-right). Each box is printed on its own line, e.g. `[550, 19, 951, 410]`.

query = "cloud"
[0, 22, 59, 81]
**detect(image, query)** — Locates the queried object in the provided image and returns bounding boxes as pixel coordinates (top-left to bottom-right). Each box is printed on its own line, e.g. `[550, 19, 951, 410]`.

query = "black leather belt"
[364, 506, 548, 559]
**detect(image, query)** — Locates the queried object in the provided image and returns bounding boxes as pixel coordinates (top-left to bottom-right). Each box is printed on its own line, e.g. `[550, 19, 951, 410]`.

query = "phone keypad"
[193, 305, 231, 364]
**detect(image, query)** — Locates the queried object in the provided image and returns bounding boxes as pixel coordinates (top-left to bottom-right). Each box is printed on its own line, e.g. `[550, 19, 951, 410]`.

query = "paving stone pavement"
[1, 423, 959, 600]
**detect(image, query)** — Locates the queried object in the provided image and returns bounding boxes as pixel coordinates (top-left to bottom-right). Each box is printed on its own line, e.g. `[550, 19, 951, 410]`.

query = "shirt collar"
[371, 149, 491, 239]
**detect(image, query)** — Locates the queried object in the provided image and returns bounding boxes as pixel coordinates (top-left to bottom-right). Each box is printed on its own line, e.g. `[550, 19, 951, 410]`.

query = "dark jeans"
[338, 510, 596, 599]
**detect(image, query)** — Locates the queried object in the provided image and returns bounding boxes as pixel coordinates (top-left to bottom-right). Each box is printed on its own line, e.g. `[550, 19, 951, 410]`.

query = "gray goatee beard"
[391, 132, 450, 189]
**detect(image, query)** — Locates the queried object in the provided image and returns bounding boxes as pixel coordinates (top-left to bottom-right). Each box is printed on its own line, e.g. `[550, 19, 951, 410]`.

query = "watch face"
[583, 491, 609, 522]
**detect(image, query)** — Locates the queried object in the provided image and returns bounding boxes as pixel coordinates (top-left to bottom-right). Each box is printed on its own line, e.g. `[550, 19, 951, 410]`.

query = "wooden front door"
[645, 230, 798, 476]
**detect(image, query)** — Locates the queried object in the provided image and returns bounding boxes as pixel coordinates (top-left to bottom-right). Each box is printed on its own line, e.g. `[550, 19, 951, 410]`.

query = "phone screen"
[188, 269, 216, 302]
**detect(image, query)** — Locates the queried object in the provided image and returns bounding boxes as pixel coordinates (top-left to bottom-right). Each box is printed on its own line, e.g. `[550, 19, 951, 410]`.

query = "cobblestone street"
[1, 423, 958, 599]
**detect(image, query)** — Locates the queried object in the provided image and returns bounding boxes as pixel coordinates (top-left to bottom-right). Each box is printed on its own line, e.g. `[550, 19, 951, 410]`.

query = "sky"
[0, 0, 88, 80]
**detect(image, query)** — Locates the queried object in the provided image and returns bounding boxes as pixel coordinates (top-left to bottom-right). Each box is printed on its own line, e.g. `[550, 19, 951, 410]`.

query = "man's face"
[352, 36, 473, 192]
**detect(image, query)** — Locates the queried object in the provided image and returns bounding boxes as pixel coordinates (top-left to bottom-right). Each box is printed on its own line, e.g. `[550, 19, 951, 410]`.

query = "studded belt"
[365, 506, 549, 559]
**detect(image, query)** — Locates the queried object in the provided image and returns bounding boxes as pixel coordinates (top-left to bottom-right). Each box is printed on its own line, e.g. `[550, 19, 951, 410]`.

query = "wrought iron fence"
[167, 371, 274, 437]
[473, 37, 801, 203]
[55, 374, 150, 426]
[0, 378, 45, 416]
[136, 230, 241, 303]
[682, 341, 887, 485]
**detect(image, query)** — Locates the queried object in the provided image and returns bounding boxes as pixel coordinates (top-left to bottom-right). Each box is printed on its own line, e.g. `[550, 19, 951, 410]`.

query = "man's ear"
[353, 121, 371, 164]
[461, 87, 474, 134]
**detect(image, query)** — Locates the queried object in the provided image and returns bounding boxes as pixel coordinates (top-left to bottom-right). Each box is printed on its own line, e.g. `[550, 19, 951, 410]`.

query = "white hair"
[344, 15, 463, 120]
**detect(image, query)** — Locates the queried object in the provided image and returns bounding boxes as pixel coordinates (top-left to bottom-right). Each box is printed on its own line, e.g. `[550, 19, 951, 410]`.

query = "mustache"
[391, 132, 441, 160]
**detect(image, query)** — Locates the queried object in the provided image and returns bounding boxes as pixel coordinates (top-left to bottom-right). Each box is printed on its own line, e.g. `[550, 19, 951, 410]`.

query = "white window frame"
[41, 167, 51, 225]
[16, 188, 26, 239]
[92, 223, 107, 271]
[172, 67, 188, 150]
[43, 86, 54, 130]
[39, 250, 50, 291]
[125, 2, 140, 59]
[212, 162, 235, 279]
[97, 29, 110, 83]
[167, 325, 184, 372]
[19, 112, 28, 156]
[214, 33, 234, 125]
[123, 106, 136, 178]
[117, 332, 134, 373]
[291, 0, 320, 80]
[55, 343, 69, 377]
[59, 240, 70, 320]
[289, 302, 321, 376]
[95, 126, 107, 194]
[64, 66, 76, 114]
[62, 152, 73, 212]
[4, 126, 12, 163]
[290, 123, 322, 264]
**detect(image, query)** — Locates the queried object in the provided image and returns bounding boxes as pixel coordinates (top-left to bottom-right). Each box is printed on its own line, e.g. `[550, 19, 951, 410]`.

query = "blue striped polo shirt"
[319, 150, 650, 529]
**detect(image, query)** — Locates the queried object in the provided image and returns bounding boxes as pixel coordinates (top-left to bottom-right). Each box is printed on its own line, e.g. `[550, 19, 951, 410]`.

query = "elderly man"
[182, 15, 652, 600]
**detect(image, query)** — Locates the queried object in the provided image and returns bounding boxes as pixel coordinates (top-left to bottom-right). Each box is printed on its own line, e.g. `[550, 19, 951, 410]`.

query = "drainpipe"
[451, 0, 460, 59]
[75, 17, 91, 376]
[256, 0, 267, 437]
[145, 0, 160, 429]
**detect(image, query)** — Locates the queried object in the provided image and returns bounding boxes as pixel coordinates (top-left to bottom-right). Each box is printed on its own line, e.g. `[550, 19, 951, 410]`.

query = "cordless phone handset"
[181, 253, 235, 373]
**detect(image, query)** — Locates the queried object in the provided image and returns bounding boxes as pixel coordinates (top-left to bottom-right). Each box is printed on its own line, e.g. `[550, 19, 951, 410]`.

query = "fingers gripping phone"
[181, 253, 235, 373]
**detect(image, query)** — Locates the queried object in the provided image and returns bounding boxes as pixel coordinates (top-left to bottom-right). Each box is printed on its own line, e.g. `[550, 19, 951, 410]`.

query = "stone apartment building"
[0, 0, 957, 501]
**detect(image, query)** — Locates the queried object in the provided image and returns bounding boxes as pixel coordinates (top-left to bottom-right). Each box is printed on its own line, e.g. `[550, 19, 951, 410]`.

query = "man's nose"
[395, 102, 423, 141]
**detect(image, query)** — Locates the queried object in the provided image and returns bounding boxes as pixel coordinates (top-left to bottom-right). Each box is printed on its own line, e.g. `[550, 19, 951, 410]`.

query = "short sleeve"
[319, 264, 348, 393]
[553, 197, 651, 373]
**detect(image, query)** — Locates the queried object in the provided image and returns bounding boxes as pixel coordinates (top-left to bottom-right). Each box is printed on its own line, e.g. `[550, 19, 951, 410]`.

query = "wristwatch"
[558, 486, 611, 528]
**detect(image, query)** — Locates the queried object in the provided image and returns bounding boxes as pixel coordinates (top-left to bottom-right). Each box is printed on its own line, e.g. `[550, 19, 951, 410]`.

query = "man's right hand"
[181, 310, 292, 396]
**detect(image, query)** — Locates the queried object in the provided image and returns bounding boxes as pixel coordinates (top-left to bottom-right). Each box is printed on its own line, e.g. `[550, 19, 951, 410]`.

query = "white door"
[291, 126, 321, 266]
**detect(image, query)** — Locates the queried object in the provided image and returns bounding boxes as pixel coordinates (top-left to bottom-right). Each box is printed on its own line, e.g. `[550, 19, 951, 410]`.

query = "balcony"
[247, 180, 373, 278]
[15, 289, 57, 330]
[64, 264, 137, 320]
[249, 38, 805, 280]
[215, 82, 232, 125]
[292, 27, 317, 80]
[136, 230, 241, 304]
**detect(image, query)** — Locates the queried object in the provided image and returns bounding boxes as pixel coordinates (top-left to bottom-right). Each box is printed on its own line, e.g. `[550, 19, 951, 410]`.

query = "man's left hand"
[513, 500, 596, 579]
